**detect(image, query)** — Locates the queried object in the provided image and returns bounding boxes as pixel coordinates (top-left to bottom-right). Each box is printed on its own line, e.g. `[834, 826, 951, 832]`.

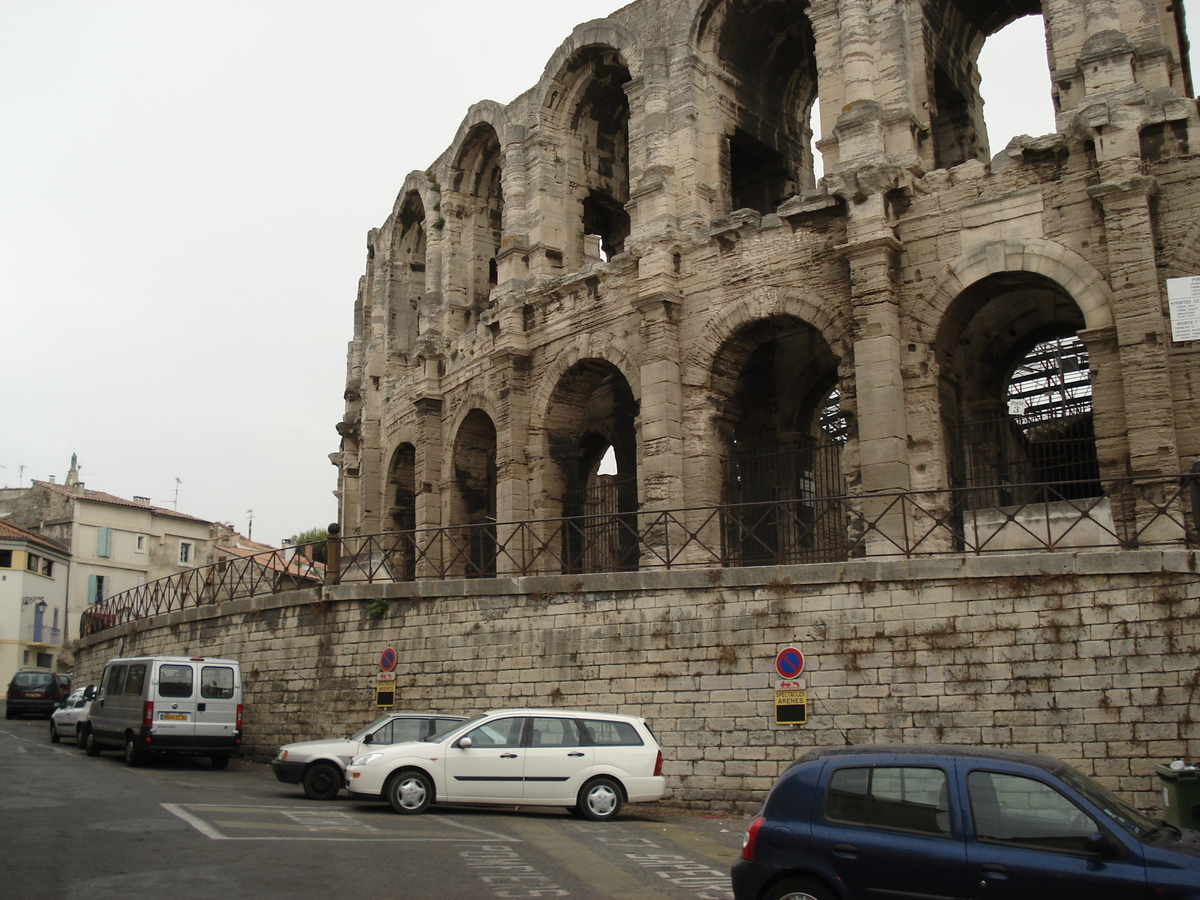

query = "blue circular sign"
[379, 647, 397, 672]
[775, 647, 805, 679]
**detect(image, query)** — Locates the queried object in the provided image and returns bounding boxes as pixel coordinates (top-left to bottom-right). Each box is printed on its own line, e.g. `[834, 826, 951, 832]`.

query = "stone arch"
[448, 406, 498, 577]
[447, 112, 506, 326]
[919, 0, 1046, 168]
[536, 32, 637, 268]
[684, 0, 820, 210]
[929, 243, 1112, 508]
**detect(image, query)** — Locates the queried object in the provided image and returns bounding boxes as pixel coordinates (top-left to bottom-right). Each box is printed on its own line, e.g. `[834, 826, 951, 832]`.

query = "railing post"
[325, 523, 341, 586]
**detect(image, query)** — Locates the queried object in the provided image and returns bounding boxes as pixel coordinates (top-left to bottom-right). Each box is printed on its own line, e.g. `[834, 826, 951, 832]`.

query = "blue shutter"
[87, 574, 99, 605]
[97, 527, 112, 558]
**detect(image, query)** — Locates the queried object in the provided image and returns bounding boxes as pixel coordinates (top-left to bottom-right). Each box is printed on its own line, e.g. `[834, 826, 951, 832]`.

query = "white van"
[82, 655, 242, 768]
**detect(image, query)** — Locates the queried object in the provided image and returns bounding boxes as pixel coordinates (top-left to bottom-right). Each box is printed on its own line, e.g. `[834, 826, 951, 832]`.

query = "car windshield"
[428, 714, 486, 742]
[349, 715, 404, 742]
[1059, 768, 1158, 838]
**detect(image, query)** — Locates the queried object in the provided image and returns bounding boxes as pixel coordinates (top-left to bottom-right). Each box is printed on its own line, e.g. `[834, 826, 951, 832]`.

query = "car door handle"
[832, 843, 860, 857]
[981, 864, 1009, 877]
[501, 753, 519, 758]
[568, 752, 585, 757]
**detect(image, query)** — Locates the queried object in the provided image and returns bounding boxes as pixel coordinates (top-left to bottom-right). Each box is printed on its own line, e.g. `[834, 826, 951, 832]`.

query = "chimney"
[133, 496, 151, 506]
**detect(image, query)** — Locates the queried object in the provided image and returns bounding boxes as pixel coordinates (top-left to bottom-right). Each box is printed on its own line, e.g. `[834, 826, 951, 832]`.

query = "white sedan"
[345, 708, 666, 821]
[49, 687, 94, 746]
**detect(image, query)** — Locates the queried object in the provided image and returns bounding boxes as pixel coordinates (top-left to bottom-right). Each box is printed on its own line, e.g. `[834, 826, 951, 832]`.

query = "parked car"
[82, 655, 242, 768]
[6, 667, 68, 718]
[272, 712, 468, 800]
[732, 743, 1200, 900]
[345, 708, 665, 821]
[49, 686, 95, 745]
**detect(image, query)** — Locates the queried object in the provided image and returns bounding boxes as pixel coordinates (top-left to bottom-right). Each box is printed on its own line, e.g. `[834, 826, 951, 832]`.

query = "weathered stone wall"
[73, 551, 1200, 814]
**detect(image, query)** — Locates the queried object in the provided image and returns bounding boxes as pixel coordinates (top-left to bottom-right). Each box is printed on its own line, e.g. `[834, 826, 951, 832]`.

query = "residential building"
[0, 519, 69, 686]
[0, 458, 214, 642]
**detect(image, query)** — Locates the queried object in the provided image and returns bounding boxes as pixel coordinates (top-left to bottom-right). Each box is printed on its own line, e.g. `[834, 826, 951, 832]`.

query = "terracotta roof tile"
[0, 519, 69, 555]
[32, 480, 212, 525]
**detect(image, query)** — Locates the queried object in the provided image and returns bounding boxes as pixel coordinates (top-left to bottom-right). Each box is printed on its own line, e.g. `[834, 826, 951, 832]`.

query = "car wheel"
[385, 769, 433, 814]
[211, 753, 230, 770]
[76, 726, 87, 749]
[302, 762, 342, 800]
[762, 877, 837, 900]
[124, 735, 147, 767]
[577, 777, 623, 822]
[50, 721, 61, 743]
[84, 728, 101, 756]
[5, 708, 15, 720]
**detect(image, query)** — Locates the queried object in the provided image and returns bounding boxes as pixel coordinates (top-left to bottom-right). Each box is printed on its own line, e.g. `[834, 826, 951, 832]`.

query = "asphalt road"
[0, 706, 751, 900]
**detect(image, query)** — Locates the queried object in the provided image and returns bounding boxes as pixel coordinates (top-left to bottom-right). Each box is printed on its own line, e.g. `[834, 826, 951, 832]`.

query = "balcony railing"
[81, 473, 1199, 635]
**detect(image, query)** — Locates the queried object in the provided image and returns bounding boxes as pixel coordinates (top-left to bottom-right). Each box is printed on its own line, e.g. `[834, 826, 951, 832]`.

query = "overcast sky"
[1, 2, 1193, 545]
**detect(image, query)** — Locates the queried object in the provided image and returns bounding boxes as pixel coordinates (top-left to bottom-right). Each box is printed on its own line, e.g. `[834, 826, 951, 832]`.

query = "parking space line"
[631, 820, 739, 870]
[162, 804, 523, 842]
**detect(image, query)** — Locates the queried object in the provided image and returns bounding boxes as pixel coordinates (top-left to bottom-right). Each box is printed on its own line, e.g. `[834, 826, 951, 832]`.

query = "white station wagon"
[345, 708, 666, 821]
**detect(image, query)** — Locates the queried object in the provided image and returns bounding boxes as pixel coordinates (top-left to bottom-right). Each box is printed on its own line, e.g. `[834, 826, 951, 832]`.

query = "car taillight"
[142, 702, 154, 727]
[654, 751, 663, 777]
[741, 817, 763, 860]
[236, 704, 243, 730]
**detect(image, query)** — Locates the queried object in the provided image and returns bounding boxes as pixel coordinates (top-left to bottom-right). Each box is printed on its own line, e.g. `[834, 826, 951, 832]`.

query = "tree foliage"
[287, 526, 328, 564]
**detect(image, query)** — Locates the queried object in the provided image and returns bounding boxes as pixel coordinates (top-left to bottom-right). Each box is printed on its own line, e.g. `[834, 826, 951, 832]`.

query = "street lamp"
[22, 597, 48, 613]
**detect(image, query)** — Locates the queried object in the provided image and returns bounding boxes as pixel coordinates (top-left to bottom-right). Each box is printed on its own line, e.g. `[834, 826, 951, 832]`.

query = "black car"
[6, 668, 67, 718]
[733, 743, 1200, 900]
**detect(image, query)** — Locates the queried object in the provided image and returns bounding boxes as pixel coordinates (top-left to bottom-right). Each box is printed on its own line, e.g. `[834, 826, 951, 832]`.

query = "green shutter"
[87, 574, 99, 605]
[97, 527, 112, 558]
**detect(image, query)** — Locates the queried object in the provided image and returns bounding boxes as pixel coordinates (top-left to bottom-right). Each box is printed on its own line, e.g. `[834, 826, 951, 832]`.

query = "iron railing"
[81, 473, 1199, 634]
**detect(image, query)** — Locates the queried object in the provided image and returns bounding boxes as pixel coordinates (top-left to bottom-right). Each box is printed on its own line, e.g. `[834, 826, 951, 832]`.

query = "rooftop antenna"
[246, 509, 254, 540]
[172, 477, 182, 510]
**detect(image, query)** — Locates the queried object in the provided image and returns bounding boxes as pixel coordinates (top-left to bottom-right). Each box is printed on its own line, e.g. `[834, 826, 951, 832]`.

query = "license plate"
[24, 692, 43, 698]
[161, 713, 189, 721]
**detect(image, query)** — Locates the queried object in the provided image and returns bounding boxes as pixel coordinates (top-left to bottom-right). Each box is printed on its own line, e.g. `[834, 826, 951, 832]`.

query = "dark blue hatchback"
[732, 744, 1200, 900]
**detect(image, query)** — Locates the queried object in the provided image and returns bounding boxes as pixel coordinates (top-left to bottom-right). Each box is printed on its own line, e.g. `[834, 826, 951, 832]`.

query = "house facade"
[0, 520, 70, 685]
[0, 459, 214, 643]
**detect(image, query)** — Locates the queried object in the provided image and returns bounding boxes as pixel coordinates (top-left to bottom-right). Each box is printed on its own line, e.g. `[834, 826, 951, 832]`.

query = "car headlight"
[276, 749, 287, 761]
[351, 752, 386, 767]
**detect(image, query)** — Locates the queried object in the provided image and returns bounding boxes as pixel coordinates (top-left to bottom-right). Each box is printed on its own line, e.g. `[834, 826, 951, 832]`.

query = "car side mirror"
[1085, 832, 1121, 858]
[457, 737, 473, 749]
[363, 733, 374, 745]
[82, 686, 96, 701]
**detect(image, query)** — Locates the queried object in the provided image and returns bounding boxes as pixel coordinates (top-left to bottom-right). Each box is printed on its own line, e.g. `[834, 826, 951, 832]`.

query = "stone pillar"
[413, 367, 445, 577]
[1087, 177, 1183, 544]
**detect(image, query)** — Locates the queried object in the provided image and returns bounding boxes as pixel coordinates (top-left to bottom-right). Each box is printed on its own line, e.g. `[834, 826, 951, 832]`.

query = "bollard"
[325, 522, 341, 586]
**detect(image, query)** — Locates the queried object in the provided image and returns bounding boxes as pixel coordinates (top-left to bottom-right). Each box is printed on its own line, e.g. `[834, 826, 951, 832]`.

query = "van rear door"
[195, 663, 240, 749]
[152, 661, 198, 745]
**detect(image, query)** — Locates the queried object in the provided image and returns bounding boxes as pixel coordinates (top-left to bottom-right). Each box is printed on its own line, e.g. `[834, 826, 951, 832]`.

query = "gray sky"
[1, 2, 1191, 545]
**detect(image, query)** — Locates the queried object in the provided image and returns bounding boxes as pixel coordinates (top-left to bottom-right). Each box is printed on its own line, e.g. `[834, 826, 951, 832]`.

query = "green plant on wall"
[368, 596, 389, 619]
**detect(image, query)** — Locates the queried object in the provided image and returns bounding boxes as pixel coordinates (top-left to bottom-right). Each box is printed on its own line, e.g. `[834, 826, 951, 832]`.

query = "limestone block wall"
[73, 550, 1200, 813]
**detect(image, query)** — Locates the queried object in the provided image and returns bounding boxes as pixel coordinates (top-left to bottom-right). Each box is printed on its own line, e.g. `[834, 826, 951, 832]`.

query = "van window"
[124, 664, 147, 695]
[200, 666, 235, 700]
[158, 664, 194, 698]
[106, 666, 128, 696]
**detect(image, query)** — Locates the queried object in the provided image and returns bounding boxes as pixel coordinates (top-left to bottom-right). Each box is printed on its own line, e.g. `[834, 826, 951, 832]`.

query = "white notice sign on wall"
[1166, 276, 1200, 342]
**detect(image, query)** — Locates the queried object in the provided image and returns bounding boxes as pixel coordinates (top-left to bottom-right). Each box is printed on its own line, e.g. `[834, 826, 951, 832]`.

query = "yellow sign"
[775, 689, 808, 725]
[376, 682, 396, 708]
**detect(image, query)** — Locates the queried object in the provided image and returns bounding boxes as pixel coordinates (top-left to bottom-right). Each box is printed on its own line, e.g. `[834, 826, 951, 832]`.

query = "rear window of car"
[825, 766, 952, 836]
[158, 664, 194, 698]
[13, 672, 54, 689]
[200, 666, 235, 700]
[579, 718, 644, 746]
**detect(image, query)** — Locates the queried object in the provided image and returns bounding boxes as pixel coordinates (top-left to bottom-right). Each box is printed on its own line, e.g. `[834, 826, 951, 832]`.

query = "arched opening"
[697, 0, 819, 213]
[389, 191, 427, 352]
[386, 443, 417, 580]
[714, 316, 846, 565]
[937, 273, 1102, 547]
[452, 124, 504, 322]
[923, 0, 1046, 169]
[451, 410, 498, 577]
[545, 360, 639, 573]
[977, 14, 1056, 152]
[549, 46, 631, 267]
